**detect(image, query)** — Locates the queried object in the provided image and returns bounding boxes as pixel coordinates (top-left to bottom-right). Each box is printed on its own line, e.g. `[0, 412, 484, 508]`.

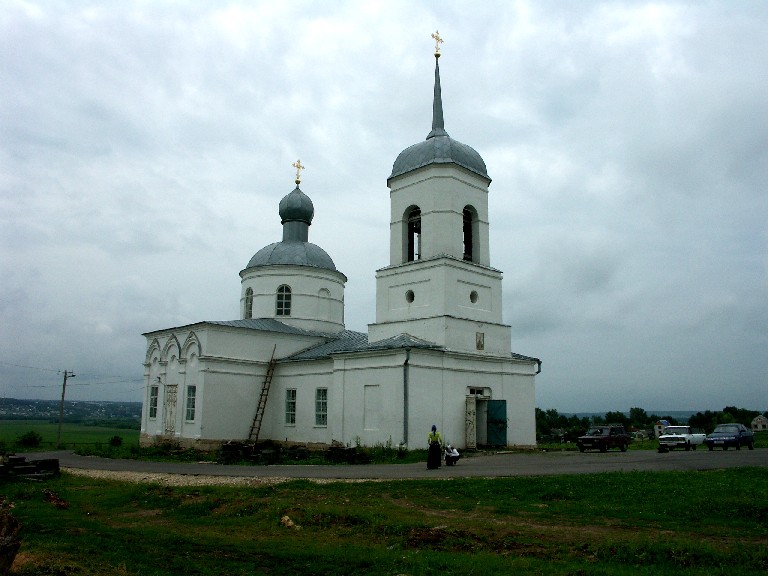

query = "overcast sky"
[1, 1, 766, 413]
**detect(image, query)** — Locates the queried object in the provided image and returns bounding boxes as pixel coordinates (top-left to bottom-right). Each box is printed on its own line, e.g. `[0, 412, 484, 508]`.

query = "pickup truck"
[657, 426, 706, 452]
[577, 425, 631, 452]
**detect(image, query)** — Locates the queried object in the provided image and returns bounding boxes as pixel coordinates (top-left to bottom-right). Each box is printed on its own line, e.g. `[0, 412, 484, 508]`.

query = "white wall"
[141, 326, 538, 449]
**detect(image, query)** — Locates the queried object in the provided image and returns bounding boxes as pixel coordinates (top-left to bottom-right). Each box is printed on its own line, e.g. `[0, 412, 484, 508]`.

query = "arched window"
[407, 207, 421, 262]
[318, 288, 331, 319]
[463, 208, 473, 261]
[245, 287, 253, 319]
[276, 285, 292, 316]
[463, 205, 478, 262]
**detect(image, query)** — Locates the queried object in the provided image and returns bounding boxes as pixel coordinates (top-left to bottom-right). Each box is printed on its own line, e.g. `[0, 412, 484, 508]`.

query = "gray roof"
[390, 135, 489, 181]
[283, 330, 370, 360]
[244, 241, 337, 271]
[511, 352, 541, 363]
[205, 318, 333, 336]
[283, 331, 442, 361]
[285, 331, 541, 364]
[143, 318, 334, 338]
[389, 55, 489, 183]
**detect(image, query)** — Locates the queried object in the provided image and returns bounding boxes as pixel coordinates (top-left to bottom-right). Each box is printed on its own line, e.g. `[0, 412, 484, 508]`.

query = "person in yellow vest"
[427, 424, 442, 469]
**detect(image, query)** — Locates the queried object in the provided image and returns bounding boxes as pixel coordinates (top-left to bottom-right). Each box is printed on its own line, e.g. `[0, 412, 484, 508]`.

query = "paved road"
[24, 448, 768, 480]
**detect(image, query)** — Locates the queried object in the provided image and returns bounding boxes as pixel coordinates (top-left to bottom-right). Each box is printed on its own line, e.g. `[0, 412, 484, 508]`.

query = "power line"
[0, 359, 143, 386]
[0, 360, 60, 373]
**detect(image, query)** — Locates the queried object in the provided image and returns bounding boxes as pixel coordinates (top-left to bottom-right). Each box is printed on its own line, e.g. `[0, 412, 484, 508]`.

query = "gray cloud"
[1, 1, 765, 412]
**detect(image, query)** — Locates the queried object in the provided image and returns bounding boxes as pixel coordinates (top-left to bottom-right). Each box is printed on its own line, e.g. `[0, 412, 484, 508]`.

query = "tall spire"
[427, 31, 447, 140]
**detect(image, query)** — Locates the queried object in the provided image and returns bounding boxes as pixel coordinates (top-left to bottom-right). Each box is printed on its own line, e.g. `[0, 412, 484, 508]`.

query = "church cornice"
[239, 264, 348, 283]
[375, 254, 503, 276]
[388, 163, 491, 190]
[369, 315, 511, 330]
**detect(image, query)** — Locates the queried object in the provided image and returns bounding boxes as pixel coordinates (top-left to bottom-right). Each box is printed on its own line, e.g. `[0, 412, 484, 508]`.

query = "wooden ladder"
[248, 345, 277, 443]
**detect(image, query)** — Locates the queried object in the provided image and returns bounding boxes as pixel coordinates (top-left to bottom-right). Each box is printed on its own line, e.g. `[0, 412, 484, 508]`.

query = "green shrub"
[109, 435, 123, 447]
[17, 430, 43, 448]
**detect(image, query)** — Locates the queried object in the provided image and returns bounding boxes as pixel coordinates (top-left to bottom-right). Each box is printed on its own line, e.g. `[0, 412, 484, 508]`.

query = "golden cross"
[431, 30, 444, 57]
[292, 159, 305, 184]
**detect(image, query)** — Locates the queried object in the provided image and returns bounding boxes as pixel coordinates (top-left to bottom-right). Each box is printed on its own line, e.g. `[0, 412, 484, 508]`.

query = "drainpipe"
[403, 348, 410, 446]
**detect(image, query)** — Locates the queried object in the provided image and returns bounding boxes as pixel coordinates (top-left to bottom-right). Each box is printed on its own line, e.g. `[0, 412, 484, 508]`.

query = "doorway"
[465, 397, 507, 448]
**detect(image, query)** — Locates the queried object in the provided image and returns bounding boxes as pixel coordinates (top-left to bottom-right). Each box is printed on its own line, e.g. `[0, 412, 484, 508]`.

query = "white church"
[140, 42, 541, 451]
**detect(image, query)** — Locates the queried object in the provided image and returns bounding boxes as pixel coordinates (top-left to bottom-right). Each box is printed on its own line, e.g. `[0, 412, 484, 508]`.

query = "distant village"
[0, 397, 141, 423]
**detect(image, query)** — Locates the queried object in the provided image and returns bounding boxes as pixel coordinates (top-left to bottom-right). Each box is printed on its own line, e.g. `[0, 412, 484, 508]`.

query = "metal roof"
[389, 135, 489, 181]
[283, 331, 443, 361]
[279, 186, 314, 224]
[244, 241, 337, 271]
[143, 318, 333, 338]
[389, 55, 489, 183]
[205, 318, 333, 336]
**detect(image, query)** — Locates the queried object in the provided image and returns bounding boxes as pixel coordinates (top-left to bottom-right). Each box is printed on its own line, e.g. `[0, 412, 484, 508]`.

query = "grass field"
[0, 420, 140, 450]
[3, 467, 766, 575]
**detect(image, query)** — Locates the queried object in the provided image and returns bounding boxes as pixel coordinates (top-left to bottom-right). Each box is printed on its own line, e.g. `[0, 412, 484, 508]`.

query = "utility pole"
[57, 370, 76, 447]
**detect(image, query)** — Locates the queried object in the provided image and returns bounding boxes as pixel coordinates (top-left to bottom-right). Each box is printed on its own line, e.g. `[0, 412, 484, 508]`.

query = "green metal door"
[487, 400, 507, 446]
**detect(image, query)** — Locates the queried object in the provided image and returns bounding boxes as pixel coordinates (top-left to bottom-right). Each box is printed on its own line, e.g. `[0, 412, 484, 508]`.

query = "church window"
[245, 288, 253, 319]
[276, 285, 292, 316]
[470, 290, 478, 304]
[315, 388, 328, 426]
[463, 206, 477, 262]
[185, 385, 196, 421]
[318, 288, 331, 319]
[405, 290, 415, 303]
[149, 386, 159, 418]
[285, 389, 296, 425]
[407, 207, 421, 261]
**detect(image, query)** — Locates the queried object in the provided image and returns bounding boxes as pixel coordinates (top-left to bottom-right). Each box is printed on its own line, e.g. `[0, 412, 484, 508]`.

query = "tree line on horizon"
[536, 406, 766, 443]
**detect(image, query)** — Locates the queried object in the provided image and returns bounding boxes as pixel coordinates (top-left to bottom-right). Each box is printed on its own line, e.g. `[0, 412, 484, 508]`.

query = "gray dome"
[245, 241, 337, 271]
[389, 55, 490, 183]
[390, 134, 489, 181]
[279, 186, 314, 224]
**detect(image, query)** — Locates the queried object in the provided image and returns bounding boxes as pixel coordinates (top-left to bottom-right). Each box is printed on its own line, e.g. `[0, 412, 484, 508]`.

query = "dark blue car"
[705, 423, 755, 451]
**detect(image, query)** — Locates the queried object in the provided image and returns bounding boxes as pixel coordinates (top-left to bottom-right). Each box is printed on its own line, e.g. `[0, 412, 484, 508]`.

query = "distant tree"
[629, 407, 649, 428]
[535, 408, 591, 442]
[722, 406, 759, 424]
[689, 410, 716, 432]
[604, 411, 629, 427]
[689, 407, 758, 433]
[717, 411, 736, 425]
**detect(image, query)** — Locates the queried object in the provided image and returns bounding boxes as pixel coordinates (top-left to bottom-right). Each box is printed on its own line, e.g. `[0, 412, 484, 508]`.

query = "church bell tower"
[368, 33, 512, 356]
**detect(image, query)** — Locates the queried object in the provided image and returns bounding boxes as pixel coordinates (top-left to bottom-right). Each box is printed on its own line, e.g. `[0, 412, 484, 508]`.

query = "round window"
[470, 291, 478, 304]
[405, 290, 415, 303]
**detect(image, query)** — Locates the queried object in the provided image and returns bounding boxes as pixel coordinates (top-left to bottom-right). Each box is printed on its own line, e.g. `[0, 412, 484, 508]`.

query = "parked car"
[704, 423, 755, 451]
[577, 425, 631, 452]
[657, 426, 706, 452]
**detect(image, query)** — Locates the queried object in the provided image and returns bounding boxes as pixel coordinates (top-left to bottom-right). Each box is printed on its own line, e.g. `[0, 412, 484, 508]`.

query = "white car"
[657, 426, 706, 452]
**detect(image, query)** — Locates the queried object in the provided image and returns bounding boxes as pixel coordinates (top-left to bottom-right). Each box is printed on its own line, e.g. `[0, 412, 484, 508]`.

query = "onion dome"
[243, 178, 337, 272]
[279, 186, 314, 224]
